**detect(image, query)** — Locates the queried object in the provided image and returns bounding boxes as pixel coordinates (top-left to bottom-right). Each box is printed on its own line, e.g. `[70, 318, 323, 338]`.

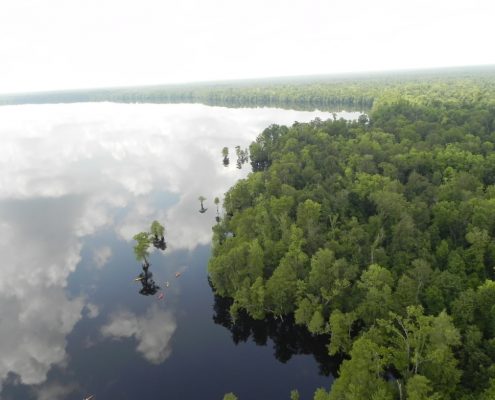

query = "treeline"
[1, 66, 495, 112]
[209, 93, 495, 399]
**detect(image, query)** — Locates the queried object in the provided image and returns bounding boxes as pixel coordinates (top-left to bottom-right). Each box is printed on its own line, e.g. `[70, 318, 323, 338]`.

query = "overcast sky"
[0, 0, 493, 94]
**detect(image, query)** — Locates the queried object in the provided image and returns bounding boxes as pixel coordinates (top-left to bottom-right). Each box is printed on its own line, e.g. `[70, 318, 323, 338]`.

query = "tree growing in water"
[150, 220, 166, 250]
[198, 195, 207, 213]
[214, 197, 221, 222]
[133, 231, 152, 268]
[133, 221, 167, 296]
[235, 145, 249, 169]
[222, 147, 230, 167]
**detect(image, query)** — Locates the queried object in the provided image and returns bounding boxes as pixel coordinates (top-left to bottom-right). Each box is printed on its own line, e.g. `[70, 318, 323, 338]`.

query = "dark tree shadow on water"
[212, 294, 343, 377]
[137, 264, 160, 296]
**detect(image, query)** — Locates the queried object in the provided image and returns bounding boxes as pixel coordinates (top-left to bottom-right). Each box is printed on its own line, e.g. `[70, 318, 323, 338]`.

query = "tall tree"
[133, 232, 152, 266]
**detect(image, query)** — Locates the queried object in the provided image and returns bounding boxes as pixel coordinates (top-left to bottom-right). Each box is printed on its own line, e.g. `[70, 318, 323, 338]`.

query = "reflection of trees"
[222, 147, 230, 167]
[198, 196, 207, 213]
[214, 197, 221, 223]
[151, 221, 167, 250]
[152, 235, 166, 250]
[137, 264, 160, 296]
[235, 145, 249, 169]
[133, 221, 166, 296]
[133, 232, 152, 268]
[212, 294, 342, 377]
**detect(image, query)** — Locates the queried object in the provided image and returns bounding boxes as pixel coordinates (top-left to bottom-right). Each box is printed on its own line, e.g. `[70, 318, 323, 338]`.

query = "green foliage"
[377, 306, 461, 396]
[313, 388, 330, 400]
[328, 310, 356, 355]
[405, 375, 441, 400]
[328, 337, 392, 400]
[133, 232, 151, 262]
[357, 264, 394, 324]
[150, 220, 165, 238]
[223, 393, 238, 400]
[480, 379, 495, 400]
[290, 389, 300, 400]
[4, 67, 495, 113]
[208, 76, 495, 400]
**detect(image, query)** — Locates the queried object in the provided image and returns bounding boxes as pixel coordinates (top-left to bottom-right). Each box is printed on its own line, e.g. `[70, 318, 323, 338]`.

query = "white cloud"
[0, 290, 83, 386]
[85, 303, 100, 319]
[92, 245, 112, 269]
[33, 382, 78, 400]
[0, 103, 344, 252]
[0, 212, 85, 389]
[101, 305, 177, 364]
[0, 0, 493, 93]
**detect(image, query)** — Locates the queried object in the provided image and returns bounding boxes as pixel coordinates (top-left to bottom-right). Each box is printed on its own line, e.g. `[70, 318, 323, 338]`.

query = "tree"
[222, 147, 230, 167]
[214, 196, 220, 213]
[150, 220, 166, 250]
[235, 145, 242, 169]
[307, 249, 358, 312]
[198, 195, 207, 213]
[133, 232, 152, 266]
[328, 337, 392, 400]
[308, 309, 326, 334]
[328, 309, 356, 355]
[376, 306, 461, 397]
[290, 389, 300, 400]
[357, 264, 394, 325]
[405, 375, 441, 400]
[235, 145, 249, 168]
[313, 388, 330, 400]
[265, 242, 300, 319]
[480, 379, 495, 400]
[150, 220, 165, 239]
[296, 199, 321, 253]
[265, 267, 298, 318]
[295, 298, 316, 326]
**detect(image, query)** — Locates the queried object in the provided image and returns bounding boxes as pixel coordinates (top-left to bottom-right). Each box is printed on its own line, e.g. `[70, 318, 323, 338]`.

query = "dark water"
[0, 103, 359, 400]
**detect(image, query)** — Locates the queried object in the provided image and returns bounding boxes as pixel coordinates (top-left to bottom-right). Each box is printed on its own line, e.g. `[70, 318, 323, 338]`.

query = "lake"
[0, 103, 360, 400]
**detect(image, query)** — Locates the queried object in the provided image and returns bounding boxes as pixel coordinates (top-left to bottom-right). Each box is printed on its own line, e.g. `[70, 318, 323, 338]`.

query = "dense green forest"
[1, 66, 495, 112]
[209, 77, 495, 399]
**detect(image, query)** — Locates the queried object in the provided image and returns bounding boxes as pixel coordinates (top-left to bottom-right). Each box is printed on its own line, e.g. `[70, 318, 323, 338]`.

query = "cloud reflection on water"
[33, 382, 78, 400]
[0, 102, 348, 390]
[92, 245, 112, 269]
[0, 200, 84, 387]
[101, 305, 177, 364]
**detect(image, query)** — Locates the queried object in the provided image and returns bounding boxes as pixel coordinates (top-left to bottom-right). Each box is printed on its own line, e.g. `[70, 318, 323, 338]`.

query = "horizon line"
[1, 63, 494, 97]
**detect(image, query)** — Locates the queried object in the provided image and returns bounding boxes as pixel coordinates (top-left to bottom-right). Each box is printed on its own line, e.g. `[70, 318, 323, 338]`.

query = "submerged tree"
[150, 220, 166, 250]
[136, 268, 160, 295]
[235, 145, 249, 169]
[198, 195, 207, 213]
[235, 146, 242, 169]
[222, 147, 230, 167]
[132, 221, 169, 297]
[150, 220, 165, 238]
[133, 232, 152, 268]
[214, 197, 221, 222]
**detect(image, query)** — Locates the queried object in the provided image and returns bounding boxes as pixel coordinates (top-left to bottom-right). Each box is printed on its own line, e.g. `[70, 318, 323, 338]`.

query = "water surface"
[0, 103, 359, 400]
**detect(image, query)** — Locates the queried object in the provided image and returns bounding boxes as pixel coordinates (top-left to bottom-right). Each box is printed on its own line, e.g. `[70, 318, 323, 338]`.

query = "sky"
[0, 0, 494, 94]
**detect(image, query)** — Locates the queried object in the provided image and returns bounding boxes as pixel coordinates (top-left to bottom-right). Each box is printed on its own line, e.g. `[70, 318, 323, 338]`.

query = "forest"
[1, 66, 495, 112]
[209, 75, 495, 399]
